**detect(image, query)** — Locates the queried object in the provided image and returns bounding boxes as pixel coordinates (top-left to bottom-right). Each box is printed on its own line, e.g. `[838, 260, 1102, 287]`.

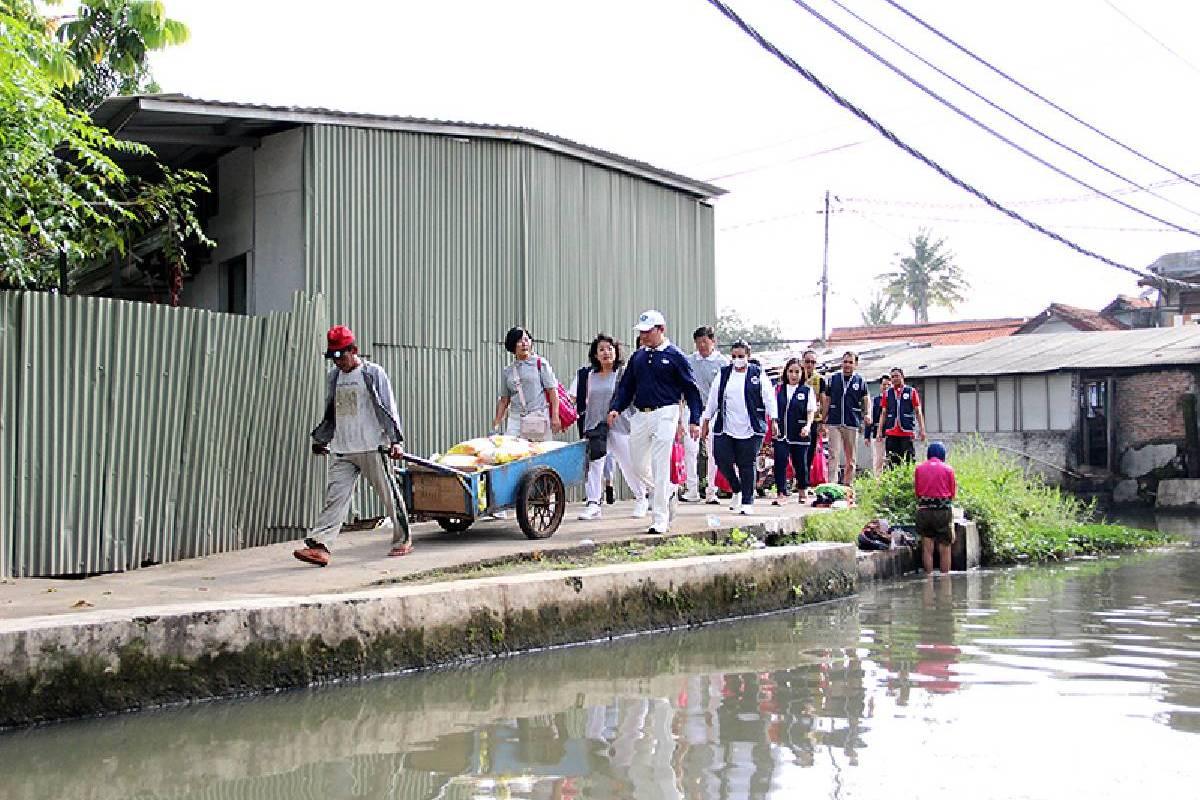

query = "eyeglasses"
[803, 359, 816, 364]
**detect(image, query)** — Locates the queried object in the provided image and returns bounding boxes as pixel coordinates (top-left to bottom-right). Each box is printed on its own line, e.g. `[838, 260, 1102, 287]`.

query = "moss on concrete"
[0, 555, 855, 728]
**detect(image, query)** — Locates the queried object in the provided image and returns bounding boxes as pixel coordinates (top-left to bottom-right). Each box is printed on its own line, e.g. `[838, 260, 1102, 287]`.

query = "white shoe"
[577, 502, 602, 521]
[730, 499, 742, 515]
[681, 490, 701, 502]
[631, 498, 650, 519]
[739, 505, 755, 517]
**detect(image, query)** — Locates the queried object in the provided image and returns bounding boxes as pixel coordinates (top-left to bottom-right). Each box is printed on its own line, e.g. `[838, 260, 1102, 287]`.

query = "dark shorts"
[916, 506, 953, 545]
[885, 435, 915, 465]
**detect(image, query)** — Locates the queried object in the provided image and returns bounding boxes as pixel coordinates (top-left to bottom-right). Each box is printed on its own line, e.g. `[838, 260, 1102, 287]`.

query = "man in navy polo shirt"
[609, 310, 704, 534]
[820, 350, 872, 485]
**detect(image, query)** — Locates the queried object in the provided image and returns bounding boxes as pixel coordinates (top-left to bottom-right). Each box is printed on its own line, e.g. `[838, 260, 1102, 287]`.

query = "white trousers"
[630, 405, 679, 531]
[585, 430, 647, 504]
[683, 425, 718, 499]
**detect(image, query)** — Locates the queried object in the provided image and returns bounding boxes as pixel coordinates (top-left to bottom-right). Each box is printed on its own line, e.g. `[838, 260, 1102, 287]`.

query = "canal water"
[3, 546, 1198, 799]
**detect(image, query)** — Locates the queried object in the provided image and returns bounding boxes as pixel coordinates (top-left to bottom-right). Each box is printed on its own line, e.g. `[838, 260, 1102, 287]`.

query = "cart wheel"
[516, 466, 565, 539]
[437, 517, 473, 533]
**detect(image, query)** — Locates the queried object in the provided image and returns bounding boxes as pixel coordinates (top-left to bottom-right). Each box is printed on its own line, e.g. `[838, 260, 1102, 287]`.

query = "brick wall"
[1114, 369, 1198, 453]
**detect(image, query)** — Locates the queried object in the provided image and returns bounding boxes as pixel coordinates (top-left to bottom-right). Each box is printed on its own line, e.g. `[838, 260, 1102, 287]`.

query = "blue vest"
[774, 383, 812, 443]
[883, 385, 917, 434]
[827, 371, 868, 428]
[714, 364, 767, 435]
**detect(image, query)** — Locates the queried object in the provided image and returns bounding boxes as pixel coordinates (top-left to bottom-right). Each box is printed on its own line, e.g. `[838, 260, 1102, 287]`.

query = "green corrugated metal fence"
[0, 291, 326, 577]
[304, 125, 717, 460]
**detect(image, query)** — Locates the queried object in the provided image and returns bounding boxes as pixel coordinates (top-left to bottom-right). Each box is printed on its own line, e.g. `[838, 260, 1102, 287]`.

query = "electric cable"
[820, 0, 1200, 221]
[700, 0, 1195, 286]
[704, 139, 869, 182]
[785, 0, 1200, 237]
[1099, 0, 1200, 78]
[881, 0, 1200, 192]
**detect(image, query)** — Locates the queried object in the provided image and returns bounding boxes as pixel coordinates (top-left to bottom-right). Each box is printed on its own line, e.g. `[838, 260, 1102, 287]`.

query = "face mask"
[732, 356, 749, 369]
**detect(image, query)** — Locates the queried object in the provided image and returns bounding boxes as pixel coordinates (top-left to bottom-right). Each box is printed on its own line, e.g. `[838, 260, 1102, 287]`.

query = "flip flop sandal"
[388, 544, 415, 557]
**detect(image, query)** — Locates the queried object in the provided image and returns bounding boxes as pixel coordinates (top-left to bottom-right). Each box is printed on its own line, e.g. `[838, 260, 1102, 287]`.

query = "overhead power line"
[784, 0, 1200, 237]
[704, 139, 869, 182]
[820, 0, 1200, 222]
[699, 0, 1194, 286]
[881, 0, 1200, 193]
[1100, 0, 1200, 78]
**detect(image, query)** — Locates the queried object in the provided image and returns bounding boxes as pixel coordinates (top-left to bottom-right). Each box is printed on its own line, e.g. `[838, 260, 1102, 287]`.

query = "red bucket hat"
[325, 325, 355, 358]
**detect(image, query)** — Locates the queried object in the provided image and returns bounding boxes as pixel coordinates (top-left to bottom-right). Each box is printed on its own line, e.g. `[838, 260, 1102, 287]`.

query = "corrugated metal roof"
[93, 94, 726, 200]
[857, 326, 1200, 378]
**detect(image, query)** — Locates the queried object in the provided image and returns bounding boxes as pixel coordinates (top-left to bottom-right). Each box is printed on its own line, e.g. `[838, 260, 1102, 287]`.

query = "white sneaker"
[577, 502, 602, 521]
[681, 490, 701, 503]
[631, 498, 650, 519]
[730, 499, 742, 515]
[739, 505, 755, 517]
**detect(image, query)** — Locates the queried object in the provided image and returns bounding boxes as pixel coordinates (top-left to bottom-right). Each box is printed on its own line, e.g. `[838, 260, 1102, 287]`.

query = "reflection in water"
[3, 549, 1198, 799]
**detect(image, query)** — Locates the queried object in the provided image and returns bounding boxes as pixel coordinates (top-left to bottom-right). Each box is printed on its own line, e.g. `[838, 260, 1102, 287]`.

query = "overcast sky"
[151, 0, 1200, 339]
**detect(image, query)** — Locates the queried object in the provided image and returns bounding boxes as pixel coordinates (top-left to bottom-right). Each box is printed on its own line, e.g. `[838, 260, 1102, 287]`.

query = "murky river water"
[3, 544, 1198, 799]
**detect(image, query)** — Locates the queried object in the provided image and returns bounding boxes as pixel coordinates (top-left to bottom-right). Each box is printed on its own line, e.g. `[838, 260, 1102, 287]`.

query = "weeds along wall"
[0, 291, 327, 578]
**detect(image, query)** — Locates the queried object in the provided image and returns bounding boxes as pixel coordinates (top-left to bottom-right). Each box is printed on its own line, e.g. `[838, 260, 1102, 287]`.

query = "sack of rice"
[438, 453, 482, 471]
[530, 440, 568, 454]
[447, 437, 499, 457]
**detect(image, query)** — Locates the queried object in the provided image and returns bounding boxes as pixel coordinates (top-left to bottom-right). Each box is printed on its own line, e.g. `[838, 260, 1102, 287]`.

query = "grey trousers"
[310, 451, 410, 548]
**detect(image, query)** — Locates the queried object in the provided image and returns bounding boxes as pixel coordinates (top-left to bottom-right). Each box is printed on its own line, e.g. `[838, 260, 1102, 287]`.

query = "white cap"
[634, 309, 666, 331]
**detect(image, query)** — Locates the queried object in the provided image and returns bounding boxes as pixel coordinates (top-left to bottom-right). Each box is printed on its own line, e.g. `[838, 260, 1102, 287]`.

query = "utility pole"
[820, 189, 830, 344]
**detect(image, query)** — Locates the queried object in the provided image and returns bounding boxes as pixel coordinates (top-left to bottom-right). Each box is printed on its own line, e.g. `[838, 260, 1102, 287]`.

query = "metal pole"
[820, 190, 830, 343]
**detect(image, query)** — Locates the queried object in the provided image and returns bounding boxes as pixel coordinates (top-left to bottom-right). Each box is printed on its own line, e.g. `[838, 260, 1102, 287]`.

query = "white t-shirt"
[329, 366, 388, 454]
[703, 368, 775, 439]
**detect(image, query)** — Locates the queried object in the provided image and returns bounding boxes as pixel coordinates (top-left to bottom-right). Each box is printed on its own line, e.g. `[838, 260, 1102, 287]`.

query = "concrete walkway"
[0, 497, 825, 621]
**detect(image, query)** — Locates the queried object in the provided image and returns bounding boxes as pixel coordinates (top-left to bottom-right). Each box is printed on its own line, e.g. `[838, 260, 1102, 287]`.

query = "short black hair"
[504, 327, 528, 354]
[730, 339, 751, 354]
[890, 367, 905, 377]
[693, 325, 715, 341]
[587, 333, 623, 371]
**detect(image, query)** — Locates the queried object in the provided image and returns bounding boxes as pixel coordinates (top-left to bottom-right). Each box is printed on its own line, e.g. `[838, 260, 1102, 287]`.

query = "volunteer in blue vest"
[699, 340, 776, 516]
[491, 326, 562, 442]
[570, 333, 649, 521]
[294, 325, 411, 567]
[609, 310, 704, 535]
[877, 367, 927, 466]
[684, 325, 729, 504]
[864, 373, 889, 476]
[801, 350, 826, 482]
[771, 357, 816, 504]
[820, 351, 872, 485]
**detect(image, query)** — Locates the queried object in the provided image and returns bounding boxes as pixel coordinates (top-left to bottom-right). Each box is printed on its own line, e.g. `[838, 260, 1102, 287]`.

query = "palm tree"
[876, 229, 968, 323]
[858, 292, 899, 326]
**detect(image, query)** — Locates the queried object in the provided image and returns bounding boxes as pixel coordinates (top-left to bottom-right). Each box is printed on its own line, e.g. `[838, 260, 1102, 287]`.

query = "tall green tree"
[0, 0, 209, 293]
[52, 0, 189, 111]
[876, 229, 968, 323]
[858, 291, 899, 326]
[716, 307, 785, 346]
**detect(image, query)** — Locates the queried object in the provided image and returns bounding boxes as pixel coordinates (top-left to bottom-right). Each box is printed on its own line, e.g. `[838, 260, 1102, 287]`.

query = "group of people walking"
[290, 313, 938, 568]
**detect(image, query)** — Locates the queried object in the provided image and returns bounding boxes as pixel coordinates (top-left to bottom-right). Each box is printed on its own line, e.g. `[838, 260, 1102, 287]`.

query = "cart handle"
[397, 452, 476, 494]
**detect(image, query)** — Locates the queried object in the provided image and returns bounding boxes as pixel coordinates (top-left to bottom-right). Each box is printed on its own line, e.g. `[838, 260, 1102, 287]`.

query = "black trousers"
[773, 440, 810, 495]
[714, 434, 763, 505]
[884, 435, 915, 466]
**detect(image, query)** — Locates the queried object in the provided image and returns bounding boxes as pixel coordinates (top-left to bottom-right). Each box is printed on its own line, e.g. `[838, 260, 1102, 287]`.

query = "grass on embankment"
[803, 438, 1174, 564]
[381, 532, 761, 586]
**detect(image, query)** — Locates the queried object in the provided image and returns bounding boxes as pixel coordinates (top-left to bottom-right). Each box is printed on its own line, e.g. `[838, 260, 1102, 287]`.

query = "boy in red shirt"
[914, 441, 956, 574]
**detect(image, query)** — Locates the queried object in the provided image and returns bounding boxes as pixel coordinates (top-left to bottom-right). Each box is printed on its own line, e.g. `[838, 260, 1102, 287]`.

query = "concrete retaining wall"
[0, 542, 855, 728]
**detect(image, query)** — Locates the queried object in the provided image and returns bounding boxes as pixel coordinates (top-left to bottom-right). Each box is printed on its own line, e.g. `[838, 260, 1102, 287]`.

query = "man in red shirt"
[876, 367, 926, 467]
[914, 441, 956, 574]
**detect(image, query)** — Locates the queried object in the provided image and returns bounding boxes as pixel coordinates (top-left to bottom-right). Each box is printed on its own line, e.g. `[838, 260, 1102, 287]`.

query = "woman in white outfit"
[570, 334, 649, 520]
[700, 340, 775, 516]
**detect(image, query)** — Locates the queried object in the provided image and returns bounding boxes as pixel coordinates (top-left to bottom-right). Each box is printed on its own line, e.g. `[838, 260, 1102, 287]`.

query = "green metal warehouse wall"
[0, 292, 326, 577]
[304, 125, 717, 459]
